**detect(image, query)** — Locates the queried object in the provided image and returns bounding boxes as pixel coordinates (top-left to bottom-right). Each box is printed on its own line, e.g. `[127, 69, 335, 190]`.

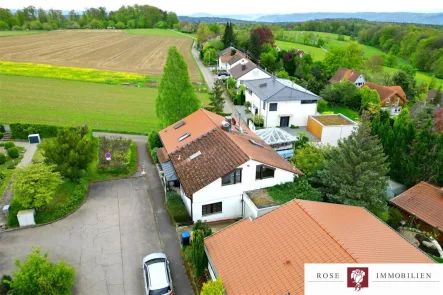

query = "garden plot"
[97, 137, 136, 175]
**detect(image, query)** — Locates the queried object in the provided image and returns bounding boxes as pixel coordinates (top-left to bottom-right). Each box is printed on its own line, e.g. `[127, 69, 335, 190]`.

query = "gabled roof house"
[329, 67, 365, 86]
[218, 47, 247, 71]
[228, 60, 271, 88]
[244, 77, 321, 128]
[205, 199, 434, 294]
[158, 109, 302, 222]
[391, 181, 443, 243]
[363, 82, 408, 116]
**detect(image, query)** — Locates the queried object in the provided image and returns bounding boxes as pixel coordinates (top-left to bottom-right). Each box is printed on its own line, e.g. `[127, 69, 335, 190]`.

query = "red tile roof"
[363, 82, 408, 102]
[391, 181, 443, 230]
[205, 200, 433, 295]
[329, 67, 362, 83]
[159, 109, 302, 197]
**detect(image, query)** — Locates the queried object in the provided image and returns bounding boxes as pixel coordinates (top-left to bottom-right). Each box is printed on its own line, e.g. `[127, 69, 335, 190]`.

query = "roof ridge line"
[294, 200, 359, 263]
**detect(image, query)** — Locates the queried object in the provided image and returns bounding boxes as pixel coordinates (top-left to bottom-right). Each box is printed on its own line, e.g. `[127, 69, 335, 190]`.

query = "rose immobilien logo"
[347, 267, 369, 291]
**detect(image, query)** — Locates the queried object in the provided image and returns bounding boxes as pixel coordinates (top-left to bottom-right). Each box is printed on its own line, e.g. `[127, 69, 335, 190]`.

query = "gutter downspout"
[191, 195, 193, 222]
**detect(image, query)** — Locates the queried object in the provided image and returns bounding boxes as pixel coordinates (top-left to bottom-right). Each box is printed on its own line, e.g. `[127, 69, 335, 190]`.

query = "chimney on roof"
[221, 120, 230, 132]
[225, 116, 233, 132]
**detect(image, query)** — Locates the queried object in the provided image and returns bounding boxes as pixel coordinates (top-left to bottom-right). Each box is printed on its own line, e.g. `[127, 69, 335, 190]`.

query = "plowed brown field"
[0, 30, 200, 81]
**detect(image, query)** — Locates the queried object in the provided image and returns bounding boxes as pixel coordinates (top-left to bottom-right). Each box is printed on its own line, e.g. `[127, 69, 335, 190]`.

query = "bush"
[0, 21, 9, 30]
[0, 274, 12, 294]
[7, 147, 19, 159]
[201, 278, 225, 295]
[387, 207, 404, 229]
[0, 124, 4, 133]
[4, 141, 15, 149]
[226, 88, 235, 100]
[0, 132, 3, 139]
[10, 123, 63, 140]
[6, 162, 15, 169]
[166, 191, 190, 223]
[290, 125, 299, 129]
[155, 21, 168, 29]
[253, 114, 264, 127]
[317, 99, 328, 113]
[190, 230, 207, 276]
[193, 220, 213, 237]
[151, 147, 159, 163]
[42, 23, 53, 30]
[148, 131, 163, 150]
[9, 248, 75, 294]
[12, 25, 22, 31]
[115, 21, 126, 29]
[267, 177, 323, 203]
[0, 152, 5, 165]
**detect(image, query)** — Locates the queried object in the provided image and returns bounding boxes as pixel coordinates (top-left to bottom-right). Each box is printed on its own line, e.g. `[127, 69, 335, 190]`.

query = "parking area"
[0, 178, 162, 294]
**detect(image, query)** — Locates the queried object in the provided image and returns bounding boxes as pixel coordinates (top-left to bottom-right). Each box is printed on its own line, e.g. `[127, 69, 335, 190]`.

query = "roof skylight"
[174, 121, 185, 129]
[178, 132, 190, 142]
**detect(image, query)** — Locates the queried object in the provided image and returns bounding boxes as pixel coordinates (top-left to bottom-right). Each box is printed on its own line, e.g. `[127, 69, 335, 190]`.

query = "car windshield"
[145, 258, 169, 291]
[149, 286, 170, 295]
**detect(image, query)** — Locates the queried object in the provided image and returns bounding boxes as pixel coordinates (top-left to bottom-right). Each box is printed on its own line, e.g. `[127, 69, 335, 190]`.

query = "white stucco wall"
[236, 69, 271, 88]
[355, 75, 365, 86]
[180, 185, 192, 216]
[320, 124, 357, 146]
[245, 91, 318, 127]
[218, 58, 229, 71]
[191, 159, 294, 222]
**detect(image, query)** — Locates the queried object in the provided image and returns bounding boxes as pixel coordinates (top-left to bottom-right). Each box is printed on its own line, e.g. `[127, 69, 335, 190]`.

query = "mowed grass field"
[126, 28, 191, 38]
[0, 30, 47, 37]
[0, 75, 210, 133]
[276, 40, 327, 60]
[0, 30, 200, 81]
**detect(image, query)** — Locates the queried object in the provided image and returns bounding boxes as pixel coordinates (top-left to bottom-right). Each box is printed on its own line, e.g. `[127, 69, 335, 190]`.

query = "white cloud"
[2, 0, 442, 15]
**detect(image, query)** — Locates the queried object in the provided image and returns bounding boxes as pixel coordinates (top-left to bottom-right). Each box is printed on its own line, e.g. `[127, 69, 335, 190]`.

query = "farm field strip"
[0, 30, 200, 81]
[0, 75, 210, 133]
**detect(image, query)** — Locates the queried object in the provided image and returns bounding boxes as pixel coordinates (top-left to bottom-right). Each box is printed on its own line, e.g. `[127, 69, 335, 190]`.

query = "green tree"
[207, 79, 225, 115]
[260, 51, 279, 73]
[324, 42, 364, 75]
[392, 70, 417, 99]
[367, 55, 384, 73]
[317, 120, 390, 216]
[359, 86, 381, 115]
[196, 22, 210, 44]
[248, 30, 261, 61]
[385, 54, 398, 68]
[41, 127, 94, 180]
[156, 46, 200, 127]
[7, 147, 19, 159]
[8, 248, 75, 295]
[201, 278, 225, 295]
[12, 163, 63, 210]
[193, 220, 213, 237]
[191, 230, 207, 277]
[276, 70, 290, 79]
[166, 12, 179, 28]
[320, 81, 359, 109]
[222, 22, 235, 48]
[148, 131, 162, 150]
[291, 144, 327, 177]
[203, 48, 217, 66]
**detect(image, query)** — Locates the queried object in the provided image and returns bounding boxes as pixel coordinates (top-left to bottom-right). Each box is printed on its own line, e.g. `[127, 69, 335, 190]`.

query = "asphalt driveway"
[0, 136, 193, 295]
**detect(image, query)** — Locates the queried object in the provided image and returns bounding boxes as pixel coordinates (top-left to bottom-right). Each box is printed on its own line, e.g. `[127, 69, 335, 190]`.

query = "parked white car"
[143, 253, 173, 295]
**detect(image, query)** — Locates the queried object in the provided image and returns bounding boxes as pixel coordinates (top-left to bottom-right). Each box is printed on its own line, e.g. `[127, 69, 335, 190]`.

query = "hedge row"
[10, 123, 64, 139]
[166, 190, 190, 223]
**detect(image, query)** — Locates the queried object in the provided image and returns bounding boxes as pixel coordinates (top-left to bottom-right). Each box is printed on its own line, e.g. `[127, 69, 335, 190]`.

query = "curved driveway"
[0, 134, 193, 295]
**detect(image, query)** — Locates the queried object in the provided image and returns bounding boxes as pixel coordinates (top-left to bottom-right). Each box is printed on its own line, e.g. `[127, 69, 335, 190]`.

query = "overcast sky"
[2, 0, 443, 15]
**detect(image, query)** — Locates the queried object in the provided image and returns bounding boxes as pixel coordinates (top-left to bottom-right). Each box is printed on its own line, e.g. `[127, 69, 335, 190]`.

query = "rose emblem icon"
[351, 269, 366, 291]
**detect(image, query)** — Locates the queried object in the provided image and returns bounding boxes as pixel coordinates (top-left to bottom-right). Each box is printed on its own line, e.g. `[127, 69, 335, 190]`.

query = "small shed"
[254, 128, 296, 159]
[17, 209, 36, 227]
[28, 134, 41, 144]
[307, 114, 357, 146]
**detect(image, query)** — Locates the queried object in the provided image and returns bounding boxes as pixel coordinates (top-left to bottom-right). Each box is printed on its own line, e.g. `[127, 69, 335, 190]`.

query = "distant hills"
[180, 12, 443, 25]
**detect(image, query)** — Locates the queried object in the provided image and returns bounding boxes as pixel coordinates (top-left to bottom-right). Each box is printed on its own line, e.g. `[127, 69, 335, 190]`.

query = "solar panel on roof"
[173, 121, 185, 129]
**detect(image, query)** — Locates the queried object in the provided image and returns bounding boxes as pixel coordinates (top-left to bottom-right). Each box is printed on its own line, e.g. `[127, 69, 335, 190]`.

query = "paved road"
[191, 44, 246, 125]
[0, 134, 194, 295]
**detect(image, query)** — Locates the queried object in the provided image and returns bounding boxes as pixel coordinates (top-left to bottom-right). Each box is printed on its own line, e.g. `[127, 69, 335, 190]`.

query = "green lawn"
[382, 66, 443, 88]
[125, 28, 191, 38]
[0, 75, 210, 134]
[0, 30, 46, 37]
[275, 40, 327, 61]
[0, 61, 158, 85]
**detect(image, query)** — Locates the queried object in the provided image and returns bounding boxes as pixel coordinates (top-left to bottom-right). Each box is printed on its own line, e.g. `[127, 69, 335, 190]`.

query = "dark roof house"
[205, 199, 433, 295]
[228, 61, 257, 79]
[243, 78, 320, 102]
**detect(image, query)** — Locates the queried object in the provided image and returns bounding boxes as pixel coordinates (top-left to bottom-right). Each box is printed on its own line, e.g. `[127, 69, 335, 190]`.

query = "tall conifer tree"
[156, 46, 200, 127]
